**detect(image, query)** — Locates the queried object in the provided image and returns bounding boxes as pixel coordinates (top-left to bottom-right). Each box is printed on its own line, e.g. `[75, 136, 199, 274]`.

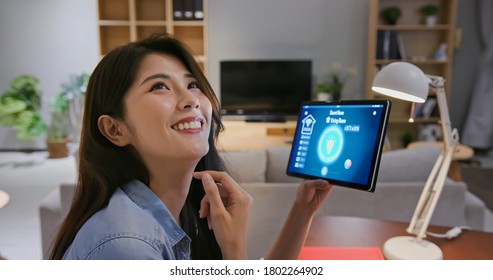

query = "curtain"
[462, 0, 493, 150]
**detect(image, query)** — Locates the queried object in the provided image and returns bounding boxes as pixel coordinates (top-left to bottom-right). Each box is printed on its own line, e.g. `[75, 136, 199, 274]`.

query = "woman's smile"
[172, 116, 205, 132]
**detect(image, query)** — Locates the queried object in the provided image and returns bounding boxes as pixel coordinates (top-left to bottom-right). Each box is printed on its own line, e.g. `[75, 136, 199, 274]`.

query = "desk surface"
[305, 216, 493, 260]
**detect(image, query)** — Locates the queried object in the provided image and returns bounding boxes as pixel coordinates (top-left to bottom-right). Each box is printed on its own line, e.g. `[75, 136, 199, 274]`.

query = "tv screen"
[220, 60, 312, 121]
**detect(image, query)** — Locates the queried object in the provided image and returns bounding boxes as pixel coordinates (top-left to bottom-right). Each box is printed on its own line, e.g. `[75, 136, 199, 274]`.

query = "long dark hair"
[49, 33, 225, 260]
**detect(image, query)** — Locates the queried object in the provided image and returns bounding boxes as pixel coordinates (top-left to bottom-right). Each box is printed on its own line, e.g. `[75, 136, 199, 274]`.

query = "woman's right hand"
[193, 171, 252, 259]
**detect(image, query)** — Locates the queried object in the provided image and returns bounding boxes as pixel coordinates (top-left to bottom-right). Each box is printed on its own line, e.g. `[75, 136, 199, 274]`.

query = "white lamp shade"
[372, 62, 430, 103]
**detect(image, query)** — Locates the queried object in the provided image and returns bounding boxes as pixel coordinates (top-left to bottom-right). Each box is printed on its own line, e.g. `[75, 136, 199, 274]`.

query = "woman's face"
[122, 53, 212, 162]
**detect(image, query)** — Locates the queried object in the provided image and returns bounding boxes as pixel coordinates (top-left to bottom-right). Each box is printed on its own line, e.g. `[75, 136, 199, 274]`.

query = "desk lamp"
[372, 62, 459, 260]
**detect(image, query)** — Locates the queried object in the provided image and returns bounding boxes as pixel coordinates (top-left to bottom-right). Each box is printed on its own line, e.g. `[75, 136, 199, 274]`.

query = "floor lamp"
[372, 62, 459, 260]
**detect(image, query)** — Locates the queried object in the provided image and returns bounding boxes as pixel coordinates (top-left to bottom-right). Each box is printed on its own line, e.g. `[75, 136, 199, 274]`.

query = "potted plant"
[60, 73, 89, 143]
[317, 63, 358, 101]
[46, 92, 70, 158]
[46, 73, 89, 158]
[315, 82, 332, 101]
[0, 75, 48, 142]
[381, 6, 402, 25]
[420, 4, 439, 26]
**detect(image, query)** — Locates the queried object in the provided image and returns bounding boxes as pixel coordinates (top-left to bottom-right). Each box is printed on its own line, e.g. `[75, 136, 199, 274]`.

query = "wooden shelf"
[99, 20, 131, 26]
[366, 0, 457, 149]
[376, 59, 448, 65]
[377, 24, 451, 30]
[390, 117, 440, 124]
[97, 0, 208, 72]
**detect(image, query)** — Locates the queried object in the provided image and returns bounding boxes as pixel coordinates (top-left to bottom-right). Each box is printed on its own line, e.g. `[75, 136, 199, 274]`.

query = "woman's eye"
[188, 82, 200, 90]
[150, 82, 168, 92]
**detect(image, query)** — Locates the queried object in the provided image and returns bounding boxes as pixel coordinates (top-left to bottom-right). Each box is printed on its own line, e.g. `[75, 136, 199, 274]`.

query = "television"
[220, 60, 312, 122]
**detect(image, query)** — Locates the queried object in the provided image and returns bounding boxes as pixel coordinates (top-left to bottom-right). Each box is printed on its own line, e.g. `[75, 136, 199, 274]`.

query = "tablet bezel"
[286, 99, 392, 192]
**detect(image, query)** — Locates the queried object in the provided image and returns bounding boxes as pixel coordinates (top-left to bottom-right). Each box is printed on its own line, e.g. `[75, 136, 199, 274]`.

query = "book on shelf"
[376, 30, 404, 60]
[413, 97, 438, 119]
[193, 0, 204, 19]
[396, 32, 406, 60]
[174, 0, 203, 21]
[173, 0, 183, 20]
[183, 0, 194, 20]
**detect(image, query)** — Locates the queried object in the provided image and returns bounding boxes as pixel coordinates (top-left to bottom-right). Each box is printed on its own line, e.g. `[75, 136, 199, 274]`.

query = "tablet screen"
[286, 100, 391, 192]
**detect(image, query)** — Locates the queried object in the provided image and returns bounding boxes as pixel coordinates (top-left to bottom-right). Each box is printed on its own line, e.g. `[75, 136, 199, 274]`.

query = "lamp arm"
[406, 75, 460, 243]
[427, 75, 454, 149]
[406, 141, 457, 242]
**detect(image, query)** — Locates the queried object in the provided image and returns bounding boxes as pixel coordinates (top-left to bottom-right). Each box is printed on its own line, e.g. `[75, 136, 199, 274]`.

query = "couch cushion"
[377, 145, 441, 182]
[242, 182, 300, 259]
[265, 146, 304, 183]
[220, 150, 267, 183]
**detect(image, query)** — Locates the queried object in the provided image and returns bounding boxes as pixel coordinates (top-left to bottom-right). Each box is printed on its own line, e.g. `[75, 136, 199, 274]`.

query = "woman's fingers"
[198, 173, 227, 214]
[199, 195, 210, 218]
[296, 179, 334, 213]
[194, 171, 238, 193]
[193, 171, 252, 259]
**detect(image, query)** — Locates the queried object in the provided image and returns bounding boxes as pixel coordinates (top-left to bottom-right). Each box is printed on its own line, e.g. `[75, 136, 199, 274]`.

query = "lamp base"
[383, 236, 443, 260]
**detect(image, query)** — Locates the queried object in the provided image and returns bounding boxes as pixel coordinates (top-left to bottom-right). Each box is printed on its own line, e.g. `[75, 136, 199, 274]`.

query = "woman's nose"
[178, 90, 200, 110]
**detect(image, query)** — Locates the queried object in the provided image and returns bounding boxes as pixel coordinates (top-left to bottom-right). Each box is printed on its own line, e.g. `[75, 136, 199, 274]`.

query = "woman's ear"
[97, 115, 131, 147]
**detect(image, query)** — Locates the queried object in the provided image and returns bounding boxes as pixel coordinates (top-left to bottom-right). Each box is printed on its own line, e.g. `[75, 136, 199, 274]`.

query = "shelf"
[173, 21, 205, 26]
[99, 26, 131, 54]
[97, 0, 208, 71]
[367, 0, 457, 149]
[389, 117, 440, 124]
[376, 59, 448, 65]
[99, 20, 131, 26]
[98, 0, 130, 20]
[377, 24, 451, 31]
[135, 20, 167, 26]
[135, 0, 167, 21]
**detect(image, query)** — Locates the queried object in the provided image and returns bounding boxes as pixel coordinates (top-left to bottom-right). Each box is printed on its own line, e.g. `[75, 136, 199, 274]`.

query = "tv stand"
[219, 120, 297, 151]
[244, 115, 287, 123]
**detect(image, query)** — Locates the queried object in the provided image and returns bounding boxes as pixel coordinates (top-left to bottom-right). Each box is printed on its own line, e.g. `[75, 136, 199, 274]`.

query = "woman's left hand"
[264, 180, 333, 260]
[294, 179, 333, 215]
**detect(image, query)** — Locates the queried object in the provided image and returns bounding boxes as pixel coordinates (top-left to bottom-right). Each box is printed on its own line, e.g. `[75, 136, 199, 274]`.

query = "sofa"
[39, 145, 487, 259]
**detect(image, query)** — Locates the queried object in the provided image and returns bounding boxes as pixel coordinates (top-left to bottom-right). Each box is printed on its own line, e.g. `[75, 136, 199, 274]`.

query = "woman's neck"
[145, 157, 199, 223]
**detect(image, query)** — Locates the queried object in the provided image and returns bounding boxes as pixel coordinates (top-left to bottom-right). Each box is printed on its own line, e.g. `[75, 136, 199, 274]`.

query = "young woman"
[49, 33, 333, 260]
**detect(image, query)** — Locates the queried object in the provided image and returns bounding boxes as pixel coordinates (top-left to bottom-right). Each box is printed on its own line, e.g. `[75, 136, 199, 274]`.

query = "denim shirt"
[63, 180, 191, 260]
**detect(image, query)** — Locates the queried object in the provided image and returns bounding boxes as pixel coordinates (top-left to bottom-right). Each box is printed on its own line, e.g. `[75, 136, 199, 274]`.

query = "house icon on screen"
[301, 114, 316, 135]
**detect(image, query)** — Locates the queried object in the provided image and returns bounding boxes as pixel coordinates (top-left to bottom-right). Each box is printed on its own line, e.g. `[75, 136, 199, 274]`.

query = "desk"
[305, 216, 493, 260]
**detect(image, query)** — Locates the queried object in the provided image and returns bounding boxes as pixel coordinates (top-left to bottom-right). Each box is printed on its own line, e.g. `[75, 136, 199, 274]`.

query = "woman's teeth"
[173, 121, 202, 130]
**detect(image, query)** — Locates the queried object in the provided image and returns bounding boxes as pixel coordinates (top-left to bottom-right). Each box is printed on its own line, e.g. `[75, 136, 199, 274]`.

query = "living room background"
[0, 0, 482, 149]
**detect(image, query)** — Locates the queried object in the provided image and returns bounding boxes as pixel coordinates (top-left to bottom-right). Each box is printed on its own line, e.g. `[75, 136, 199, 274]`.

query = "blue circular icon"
[317, 125, 344, 164]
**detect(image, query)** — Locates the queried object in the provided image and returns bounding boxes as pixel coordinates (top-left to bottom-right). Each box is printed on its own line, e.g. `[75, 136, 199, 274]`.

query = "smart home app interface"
[288, 103, 386, 186]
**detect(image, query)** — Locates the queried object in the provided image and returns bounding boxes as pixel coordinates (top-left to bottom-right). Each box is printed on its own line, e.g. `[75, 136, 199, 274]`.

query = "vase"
[47, 136, 70, 159]
[425, 15, 437, 26]
[316, 92, 333, 101]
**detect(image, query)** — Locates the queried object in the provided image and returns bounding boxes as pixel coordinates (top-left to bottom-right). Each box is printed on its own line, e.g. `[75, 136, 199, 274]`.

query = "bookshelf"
[366, 0, 457, 149]
[97, 0, 208, 71]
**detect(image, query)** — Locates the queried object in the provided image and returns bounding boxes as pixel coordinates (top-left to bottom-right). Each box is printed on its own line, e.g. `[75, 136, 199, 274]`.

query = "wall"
[451, 0, 482, 134]
[0, 0, 99, 149]
[208, 0, 369, 101]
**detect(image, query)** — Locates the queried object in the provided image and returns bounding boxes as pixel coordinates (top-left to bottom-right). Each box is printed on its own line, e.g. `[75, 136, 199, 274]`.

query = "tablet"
[286, 99, 391, 192]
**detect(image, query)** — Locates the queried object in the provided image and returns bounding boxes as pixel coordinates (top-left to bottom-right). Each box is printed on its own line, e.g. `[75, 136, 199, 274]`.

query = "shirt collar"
[120, 180, 190, 247]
